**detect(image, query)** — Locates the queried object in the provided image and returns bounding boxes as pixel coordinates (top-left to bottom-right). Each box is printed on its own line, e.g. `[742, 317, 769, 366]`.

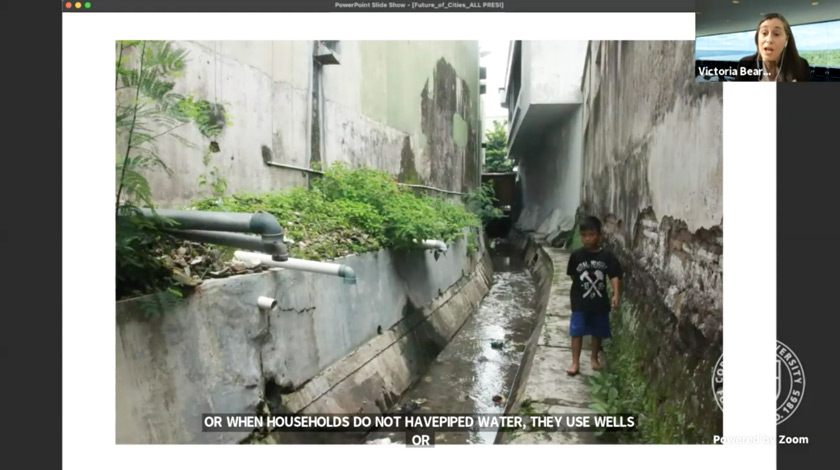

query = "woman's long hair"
[753, 13, 805, 81]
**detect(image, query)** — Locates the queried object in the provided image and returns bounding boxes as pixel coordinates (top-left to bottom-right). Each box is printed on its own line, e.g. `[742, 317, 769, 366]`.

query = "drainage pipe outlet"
[234, 251, 357, 285]
[418, 239, 448, 252]
[257, 296, 278, 310]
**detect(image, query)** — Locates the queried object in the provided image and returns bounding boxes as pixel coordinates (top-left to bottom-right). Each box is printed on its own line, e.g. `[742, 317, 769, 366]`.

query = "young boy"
[565, 216, 623, 376]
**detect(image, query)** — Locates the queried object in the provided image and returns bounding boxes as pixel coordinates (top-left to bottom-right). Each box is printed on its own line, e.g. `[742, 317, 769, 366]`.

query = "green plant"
[116, 40, 230, 298]
[115, 209, 180, 299]
[194, 163, 481, 261]
[172, 96, 228, 138]
[463, 181, 504, 225]
[198, 162, 228, 198]
[588, 300, 697, 443]
[800, 49, 840, 67]
[483, 120, 514, 173]
[568, 222, 583, 250]
[121, 164, 481, 298]
[115, 40, 230, 211]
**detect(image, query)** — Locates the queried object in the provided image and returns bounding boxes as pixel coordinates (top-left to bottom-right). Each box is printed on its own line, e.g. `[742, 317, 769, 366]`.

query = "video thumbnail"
[695, 0, 840, 82]
[115, 40, 722, 445]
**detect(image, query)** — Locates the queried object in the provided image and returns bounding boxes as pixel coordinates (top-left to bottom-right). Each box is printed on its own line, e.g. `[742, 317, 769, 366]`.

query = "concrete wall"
[116, 235, 485, 444]
[526, 41, 587, 105]
[506, 41, 587, 155]
[579, 41, 723, 438]
[323, 41, 481, 193]
[506, 41, 588, 240]
[580, 41, 723, 235]
[279, 250, 493, 420]
[118, 41, 482, 207]
[514, 107, 583, 240]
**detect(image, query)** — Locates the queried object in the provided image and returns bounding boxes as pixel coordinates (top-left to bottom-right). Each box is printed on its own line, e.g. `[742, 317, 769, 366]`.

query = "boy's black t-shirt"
[566, 247, 623, 314]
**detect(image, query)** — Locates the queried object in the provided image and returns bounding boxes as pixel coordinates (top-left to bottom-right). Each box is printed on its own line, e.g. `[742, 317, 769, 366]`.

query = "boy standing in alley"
[565, 216, 623, 376]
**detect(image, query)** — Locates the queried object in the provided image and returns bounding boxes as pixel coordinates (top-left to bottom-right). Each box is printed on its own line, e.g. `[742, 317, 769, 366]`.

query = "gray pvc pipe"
[167, 229, 289, 260]
[138, 208, 283, 241]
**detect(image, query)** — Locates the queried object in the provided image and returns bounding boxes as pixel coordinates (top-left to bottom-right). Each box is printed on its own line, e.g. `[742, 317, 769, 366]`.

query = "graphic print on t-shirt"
[575, 259, 608, 299]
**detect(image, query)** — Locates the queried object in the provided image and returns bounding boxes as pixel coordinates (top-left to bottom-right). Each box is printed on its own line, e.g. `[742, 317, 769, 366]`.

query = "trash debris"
[490, 340, 505, 349]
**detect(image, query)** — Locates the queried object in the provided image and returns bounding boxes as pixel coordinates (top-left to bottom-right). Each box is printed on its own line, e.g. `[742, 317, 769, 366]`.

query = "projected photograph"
[115, 40, 722, 445]
[695, 0, 840, 81]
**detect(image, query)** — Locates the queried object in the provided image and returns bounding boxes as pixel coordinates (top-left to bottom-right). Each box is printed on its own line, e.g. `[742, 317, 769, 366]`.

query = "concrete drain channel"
[365, 243, 538, 444]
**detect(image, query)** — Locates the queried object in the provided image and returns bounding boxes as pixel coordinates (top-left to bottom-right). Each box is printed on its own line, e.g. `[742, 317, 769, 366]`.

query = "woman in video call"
[738, 13, 810, 82]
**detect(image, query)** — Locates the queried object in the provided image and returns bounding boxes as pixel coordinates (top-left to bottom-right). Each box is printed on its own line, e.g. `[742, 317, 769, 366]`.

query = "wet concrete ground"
[498, 247, 597, 444]
[366, 245, 538, 444]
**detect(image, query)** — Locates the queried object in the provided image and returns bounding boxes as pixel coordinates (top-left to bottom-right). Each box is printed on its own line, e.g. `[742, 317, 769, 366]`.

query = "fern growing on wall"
[115, 40, 229, 299]
[115, 40, 229, 212]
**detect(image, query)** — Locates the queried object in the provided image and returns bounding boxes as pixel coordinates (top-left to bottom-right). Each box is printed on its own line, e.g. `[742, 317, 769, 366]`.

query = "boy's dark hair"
[579, 215, 602, 234]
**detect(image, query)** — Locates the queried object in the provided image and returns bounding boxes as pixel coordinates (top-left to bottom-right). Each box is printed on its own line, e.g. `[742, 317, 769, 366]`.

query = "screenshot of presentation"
[3, 0, 835, 469]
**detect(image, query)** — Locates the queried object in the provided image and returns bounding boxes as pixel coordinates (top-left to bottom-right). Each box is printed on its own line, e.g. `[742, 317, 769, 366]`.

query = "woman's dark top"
[737, 53, 811, 82]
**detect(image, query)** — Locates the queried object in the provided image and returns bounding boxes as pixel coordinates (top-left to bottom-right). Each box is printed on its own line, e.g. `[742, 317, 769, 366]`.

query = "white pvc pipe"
[257, 296, 277, 310]
[419, 239, 447, 252]
[234, 251, 356, 283]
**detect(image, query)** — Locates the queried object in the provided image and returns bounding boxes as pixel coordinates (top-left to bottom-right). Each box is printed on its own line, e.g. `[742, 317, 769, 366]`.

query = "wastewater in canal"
[366, 242, 537, 444]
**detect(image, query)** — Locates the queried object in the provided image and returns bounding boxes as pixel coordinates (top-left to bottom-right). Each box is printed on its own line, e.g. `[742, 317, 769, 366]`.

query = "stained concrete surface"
[118, 41, 482, 207]
[364, 248, 538, 444]
[116, 236, 482, 444]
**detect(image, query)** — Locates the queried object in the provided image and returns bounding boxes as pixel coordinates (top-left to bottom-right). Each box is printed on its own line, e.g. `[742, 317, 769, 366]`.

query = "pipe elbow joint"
[268, 242, 290, 262]
[338, 265, 356, 285]
[250, 211, 284, 240]
[252, 212, 288, 260]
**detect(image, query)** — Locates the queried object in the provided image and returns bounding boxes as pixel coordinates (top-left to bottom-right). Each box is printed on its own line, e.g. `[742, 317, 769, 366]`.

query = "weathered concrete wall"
[323, 41, 481, 193]
[526, 41, 587, 105]
[507, 41, 587, 155]
[118, 41, 481, 207]
[116, 236, 484, 444]
[514, 106, 584, 240]
[581, 41, 723, 235]
[579, 41, 723, 438]
[117, 41, 311, 206]
[280, 249, 493, 418]
[505, 41, 588, 241]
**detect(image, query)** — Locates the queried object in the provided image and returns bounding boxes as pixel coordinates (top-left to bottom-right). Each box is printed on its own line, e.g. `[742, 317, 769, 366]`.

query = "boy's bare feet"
[591, 357, 602, 371]
[566, 363, 580, 376]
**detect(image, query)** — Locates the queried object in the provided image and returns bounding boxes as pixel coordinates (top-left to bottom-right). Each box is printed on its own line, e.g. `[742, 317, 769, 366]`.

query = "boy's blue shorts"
[569, 311, 611, 338]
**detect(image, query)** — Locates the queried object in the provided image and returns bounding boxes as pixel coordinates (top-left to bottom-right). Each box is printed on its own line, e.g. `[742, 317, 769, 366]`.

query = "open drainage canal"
[366, 242, 537, 444]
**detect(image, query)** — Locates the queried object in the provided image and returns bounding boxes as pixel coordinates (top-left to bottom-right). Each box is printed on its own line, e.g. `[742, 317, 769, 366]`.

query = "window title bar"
[64, 0, 695, 13]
